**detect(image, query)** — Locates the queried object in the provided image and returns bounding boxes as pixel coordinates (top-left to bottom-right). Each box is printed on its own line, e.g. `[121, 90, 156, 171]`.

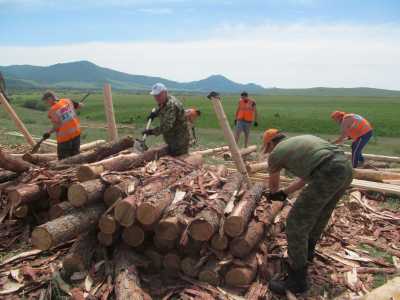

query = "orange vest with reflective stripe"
[236, 98, 255, 122]
[344, 113, 372, 140]
[48, 99, 81, 143]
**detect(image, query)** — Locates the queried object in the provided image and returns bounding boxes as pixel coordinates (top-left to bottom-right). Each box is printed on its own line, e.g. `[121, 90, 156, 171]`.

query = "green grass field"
[1, 91, 400, 155]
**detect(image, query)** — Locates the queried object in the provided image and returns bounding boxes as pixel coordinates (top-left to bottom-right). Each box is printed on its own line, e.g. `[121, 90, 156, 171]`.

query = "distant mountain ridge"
[1, 60, 399, 97]
[0, 60, 266, 93]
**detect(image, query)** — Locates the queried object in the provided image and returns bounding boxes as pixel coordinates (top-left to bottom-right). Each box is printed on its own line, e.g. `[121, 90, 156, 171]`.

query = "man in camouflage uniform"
[143, 83, 190, 156]
[262, 129, 353, 294]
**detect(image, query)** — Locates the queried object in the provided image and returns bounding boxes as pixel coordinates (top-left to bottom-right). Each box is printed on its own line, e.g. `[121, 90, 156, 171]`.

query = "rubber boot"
[269, 265, 308, 295]
[308, 239, 318, 262]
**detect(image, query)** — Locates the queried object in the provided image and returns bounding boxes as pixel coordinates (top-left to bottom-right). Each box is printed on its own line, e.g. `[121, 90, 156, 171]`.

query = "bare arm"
[269, 171, 281, 193]
[283, 178, 306, 195]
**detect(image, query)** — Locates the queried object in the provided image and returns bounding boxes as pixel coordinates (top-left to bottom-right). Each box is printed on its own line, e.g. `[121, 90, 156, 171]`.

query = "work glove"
[42, 132, 51, 140]
[266, 190, 288, 202]
[142, 128, 155, 136]
[147, 110, 158, 120]
[234, 119, 237, 126]
[254, 121, 258, 127]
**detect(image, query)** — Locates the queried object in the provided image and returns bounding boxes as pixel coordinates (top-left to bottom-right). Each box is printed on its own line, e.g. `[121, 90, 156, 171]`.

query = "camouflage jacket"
[153, 95, 190, 154]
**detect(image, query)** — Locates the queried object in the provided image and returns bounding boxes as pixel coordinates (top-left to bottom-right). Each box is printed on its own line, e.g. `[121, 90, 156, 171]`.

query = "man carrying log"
[261, 129, 353, 294]
[142, 83, 190, 156]
[42, 91, 83, 160]
[331, 111, 373, 168]
[185, 108, 201, 145]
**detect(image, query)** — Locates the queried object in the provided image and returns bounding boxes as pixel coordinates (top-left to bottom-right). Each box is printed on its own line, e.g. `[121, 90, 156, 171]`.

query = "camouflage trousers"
[287, 153, 353, 270]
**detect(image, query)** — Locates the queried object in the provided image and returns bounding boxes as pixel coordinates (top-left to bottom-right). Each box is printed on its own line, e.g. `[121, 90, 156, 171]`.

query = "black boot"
[269, 265, 308, 295]
[308, 239, 318, 262]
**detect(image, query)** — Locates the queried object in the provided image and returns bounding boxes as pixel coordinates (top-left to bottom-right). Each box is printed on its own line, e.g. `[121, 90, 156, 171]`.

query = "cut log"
[98, 230, 120, 247]
[225, 252, 258, 287]
[77, 164, 106, 182]
[68, 179, 107, 207]
[122, 225, 145, 248]
[114, 244, 150, 300]
[155, 216, 183, 241]
[351, 179, 400, 196]
[153, 235, 175, 253]
[31, 203, 105, 250]
[62, 230, 97, 275]
[245, 282, 268, 300]
[22, 152, 55, 165]
[224, 183, 264, 237]
[127, 145, 169, 170]
[0, 149, 33, 173]
[8, 184, 47, 206]
[229, 220, 264, 258]
[189, 173, 243, 242]
[181, 256, 200, 277]
[163, 252, 181, 271]
[114, 195, 139, 227]
[52, 136, 134, 166]
[198, 258, 223, 286]
[49, 201, 75, 220]
[0, 170, 18, 183]
[345, 152, 400, 163]
[103, 178, 138, 207]
[211, 234, 229, 251]
[137, 189, 173, 226]
[353, 168, 400, 182]
[79, 140, 106, 152]
[180, 237, 203, 256]
[246, 162, 268, 174]
[223, 145, 257, 161]
[144, 248, 163, 271]
[192, 146, 229, 156]
[47, 183, 68, 203]
[99, 213, 119, 235]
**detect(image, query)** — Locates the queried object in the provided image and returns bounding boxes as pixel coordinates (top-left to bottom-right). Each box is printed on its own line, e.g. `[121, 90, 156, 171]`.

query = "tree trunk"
[104, 178, 138, 207]
[0, 149, 33, 173]
[181, 256, 200, 278]
[198, 258, 223, 286]
[225, 252, 258, 287]
[0, 170, 17, 183]
[114, 244, 151, 300]
[136, 189, 173, 226]
[51, 136, 134, 166]
[122, 224, 145, 247]
[99, 213, 119, 235]
[114, 195, 139, 227]
[229, 220, 264, 258]
[31, 203, 105, 250]
[211, 234, 229, 251]
[7, 183, 47, 206]
[189, 173, 243, 241]
[68, 179, 107, 207]
[62, 230, 97, 275]
[224, 183, 264, 237]
[155, 216, 183, 242]
[49, 201, 75, 220]
[126, 145, 169, 170]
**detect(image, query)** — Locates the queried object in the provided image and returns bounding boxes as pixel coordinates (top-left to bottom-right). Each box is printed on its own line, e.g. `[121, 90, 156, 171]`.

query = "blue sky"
[1, 0, 400, 88]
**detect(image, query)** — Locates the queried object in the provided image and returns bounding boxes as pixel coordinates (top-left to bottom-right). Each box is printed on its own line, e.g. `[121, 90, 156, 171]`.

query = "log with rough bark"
[68, 179, 107, 207]
[189, 173, 243, 242]
[98, 230, 120, 247]
[22, 153, 55, 165]
[210, 234, 229, 251]
[122, 224, 145, 247]
[198, 258, 223, 286]
[225, 252, 258, 287]
[229, 220, 264, 258]
[47, 182, 69, 203]
[103, 178, 139, 207]
[77, 164, 106, 182]
[62, 230, 97, 275]
[153, 235, 175, 253]
[114, 195, 139, 227]
[223, 145, 257, 161]
[51, 136, 134, 167]
[163, 252, 181, 272]
[99, 213, 119, 235]
[114, 244, 151, 300]
[136, 189, 173, 226]
[0, 170, 17, 183]
[144, 248, 163, 271]
[181, 256, 200, 278]
[49, 201, 75, 220]
[8, 183, 47, 206]
[224, 183, 264, 237]
[31, 203, 105, 250]
[79, 140, 107, 152]
[0, 149, 33, 173]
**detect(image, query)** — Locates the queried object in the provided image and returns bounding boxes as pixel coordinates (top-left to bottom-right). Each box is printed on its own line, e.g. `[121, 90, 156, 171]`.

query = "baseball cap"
[150, 83, 167, 96]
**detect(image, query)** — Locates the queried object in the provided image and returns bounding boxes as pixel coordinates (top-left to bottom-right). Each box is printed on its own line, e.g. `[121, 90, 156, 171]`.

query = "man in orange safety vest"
[234, 91, 258, 148]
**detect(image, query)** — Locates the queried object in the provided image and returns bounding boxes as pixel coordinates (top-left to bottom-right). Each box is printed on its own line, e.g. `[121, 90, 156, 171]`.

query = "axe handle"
[142, 108, 157, 140]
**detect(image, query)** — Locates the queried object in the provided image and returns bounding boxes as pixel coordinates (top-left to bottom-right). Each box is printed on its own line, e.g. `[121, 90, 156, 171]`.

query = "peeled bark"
[136, 189, 173, 226]
[49, 201, 75, 220]
[8, 183, 47, 206]
[122, 225, 145, 247]
[68, 179, 107, 207]
[181, 256, 200, 278]
[104, 178, 138, 207]
[163, 252, 181, 271]
[225, 252, 258, 287]
[198, 258, 223, 286]
[52, 136, 134, 166]
[99, 213, 119, 235]
[223, 145, 257, 161]
[62, 230, 97, 275]
[114, 244, 150, 300]
[189, 173, 243, 241]
[0, 149, 33, 173]
[114, 195, 139, 227]
[224, 183, 264, 237]
[229, 220, 264, 258]
[0, 170, 17, 183]
[31, 203, 105, 250]
[211, 234, 229, 251]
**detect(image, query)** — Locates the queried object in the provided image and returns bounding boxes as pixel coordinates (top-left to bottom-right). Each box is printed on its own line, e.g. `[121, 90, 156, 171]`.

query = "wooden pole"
[208, 93, 250, 185]
[103, 84, 119, 141]
[0, 92, 35, 146]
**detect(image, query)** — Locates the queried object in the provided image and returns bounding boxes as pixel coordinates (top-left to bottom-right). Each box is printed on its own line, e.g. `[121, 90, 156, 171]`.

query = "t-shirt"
[268, 135, 343, 179]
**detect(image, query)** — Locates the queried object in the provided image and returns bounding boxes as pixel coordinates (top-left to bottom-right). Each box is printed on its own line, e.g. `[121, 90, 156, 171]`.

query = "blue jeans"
[351, 130, 373, 168]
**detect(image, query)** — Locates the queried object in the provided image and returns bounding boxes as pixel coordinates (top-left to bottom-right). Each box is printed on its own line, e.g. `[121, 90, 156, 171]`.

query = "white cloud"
[1, 22, 399, 89]
[138, 7, 173, 14]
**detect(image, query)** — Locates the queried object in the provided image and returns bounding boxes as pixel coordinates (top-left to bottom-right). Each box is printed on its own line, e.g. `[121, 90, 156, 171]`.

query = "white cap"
[150, 83, 167, 96]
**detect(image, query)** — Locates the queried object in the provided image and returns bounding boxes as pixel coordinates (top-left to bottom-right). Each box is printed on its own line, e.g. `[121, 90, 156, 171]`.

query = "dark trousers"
[57, 135, 80, 160]
[351, 130, 373, 168]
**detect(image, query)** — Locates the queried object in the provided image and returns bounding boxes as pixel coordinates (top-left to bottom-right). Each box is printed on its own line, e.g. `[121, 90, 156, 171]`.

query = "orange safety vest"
[48, 99, 81, 143]
[236, 98, 255, 122]
[185, 108, 199, 123]
[344, 113, 372, 140]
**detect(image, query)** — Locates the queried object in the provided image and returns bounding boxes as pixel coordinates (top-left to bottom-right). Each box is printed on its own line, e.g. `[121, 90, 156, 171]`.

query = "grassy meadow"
[1, 91, 399, 155]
